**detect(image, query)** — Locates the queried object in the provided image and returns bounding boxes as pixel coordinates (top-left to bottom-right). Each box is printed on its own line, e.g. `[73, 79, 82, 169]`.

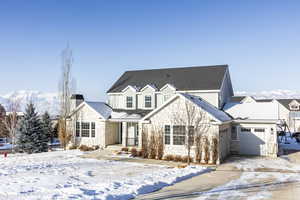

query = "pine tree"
[42, 112, 53, 143]
[16, 103, 48, 153]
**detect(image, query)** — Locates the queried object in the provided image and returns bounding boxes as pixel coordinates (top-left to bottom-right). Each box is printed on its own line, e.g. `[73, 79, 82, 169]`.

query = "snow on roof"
[110, 111, 142, 120]
[85, 101, 112, 119]
[180, 93, 232, 122]
[224, 100, 279, 120]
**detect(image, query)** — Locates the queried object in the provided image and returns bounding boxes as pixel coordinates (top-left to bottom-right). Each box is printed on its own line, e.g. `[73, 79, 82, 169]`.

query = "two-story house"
[69, 65, 278, 164]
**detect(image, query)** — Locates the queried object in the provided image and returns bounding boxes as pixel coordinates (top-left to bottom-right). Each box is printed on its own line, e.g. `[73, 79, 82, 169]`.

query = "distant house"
[69, 65, 279, 164]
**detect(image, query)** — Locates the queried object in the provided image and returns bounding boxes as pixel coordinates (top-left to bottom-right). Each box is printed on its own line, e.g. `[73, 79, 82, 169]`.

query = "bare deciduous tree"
[58, 45, 75, 150]
[171, 95, 210, 165]
[3, 97, 21, 151]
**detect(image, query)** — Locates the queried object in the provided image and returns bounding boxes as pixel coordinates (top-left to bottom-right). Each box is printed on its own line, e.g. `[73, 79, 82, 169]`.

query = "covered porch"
[109, 119, 142, 148]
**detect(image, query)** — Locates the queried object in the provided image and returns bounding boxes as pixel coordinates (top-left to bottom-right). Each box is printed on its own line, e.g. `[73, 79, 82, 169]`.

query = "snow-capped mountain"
[0, 90, 60, 115]
[235, 89, 300, 99]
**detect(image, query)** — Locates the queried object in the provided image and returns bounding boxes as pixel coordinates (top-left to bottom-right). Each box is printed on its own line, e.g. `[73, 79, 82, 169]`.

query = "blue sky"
[0, 1, 299, 100]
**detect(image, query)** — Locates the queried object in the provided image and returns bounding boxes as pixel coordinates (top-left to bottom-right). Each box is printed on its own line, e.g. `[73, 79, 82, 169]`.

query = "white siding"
[142, 96, 222, 162]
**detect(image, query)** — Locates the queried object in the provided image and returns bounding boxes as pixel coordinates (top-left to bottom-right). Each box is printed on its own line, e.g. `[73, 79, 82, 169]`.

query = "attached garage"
[231, 120, 278, 157]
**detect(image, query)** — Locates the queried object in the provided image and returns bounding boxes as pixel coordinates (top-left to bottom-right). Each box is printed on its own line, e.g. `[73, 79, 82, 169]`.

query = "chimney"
[70, 94, 84, 112]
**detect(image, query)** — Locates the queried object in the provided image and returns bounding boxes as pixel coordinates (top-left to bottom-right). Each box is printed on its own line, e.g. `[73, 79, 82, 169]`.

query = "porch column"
[138, 122, 143, 149]
[122, 122, 127, 147]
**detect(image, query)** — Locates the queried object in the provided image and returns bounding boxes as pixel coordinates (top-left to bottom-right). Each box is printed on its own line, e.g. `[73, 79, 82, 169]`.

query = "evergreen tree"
[42, 112, 53, 143]
[16, 103, 48, 153]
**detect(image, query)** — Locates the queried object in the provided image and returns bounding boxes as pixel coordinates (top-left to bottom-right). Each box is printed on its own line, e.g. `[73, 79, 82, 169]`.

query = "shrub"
[155, 130, 164, 160]
[121, 147, 129, 152]
[79, 145, 94, 152]
[69, 144, 78, 150]
[142, 130, 149, 158]
[174, 155, 182, 162]
[93, 145, 100, 150]
[182, 155, 193, 163]
[148, 133, 156, 159]
[131, 148, 138, 157]
[137, 150, 143, 157]
[164, 154, 175, 161]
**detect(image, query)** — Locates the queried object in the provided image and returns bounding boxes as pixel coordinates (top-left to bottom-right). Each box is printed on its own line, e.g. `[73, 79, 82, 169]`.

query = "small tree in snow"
[41, 112, 53, 143]
[16, 103, 47, 153]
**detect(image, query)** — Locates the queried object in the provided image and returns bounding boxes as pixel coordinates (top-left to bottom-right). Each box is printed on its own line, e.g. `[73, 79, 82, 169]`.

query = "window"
[164, 125, 171, 145]
[254, 128, 265, 133]
[81, 122, 90, 137]
[91, 122, 96, 137]
[76, 122, 80, 137]
[231, 126, 238, 140]
[241, 127, 251, 132]
[290, 105, 299, 111]
[145, 96, 152, 108]
[188, 126, 194, 146]
[126, 96, 133, 108]
[173, 126, 185, 145]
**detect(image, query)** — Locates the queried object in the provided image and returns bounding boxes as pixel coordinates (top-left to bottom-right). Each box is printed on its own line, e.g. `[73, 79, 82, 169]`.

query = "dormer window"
[289, 100, 300, 111]
[145, 95, 152, 108]
[290, 105, 299, 111]
[126, 96, 133, 108]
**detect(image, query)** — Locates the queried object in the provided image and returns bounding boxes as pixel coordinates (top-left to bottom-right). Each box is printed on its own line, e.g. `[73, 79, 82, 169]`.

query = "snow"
[224, 100, 279, 120]
[0, 150, 209, 200]
[180, 93, 232, 122]
[85, 101, 112, 119]
[196, 156, 300, 200]
[0, 143, 12, 150]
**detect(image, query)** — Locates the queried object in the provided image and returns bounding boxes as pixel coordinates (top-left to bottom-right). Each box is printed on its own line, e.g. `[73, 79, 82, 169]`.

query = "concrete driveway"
[136, 153, 300, 200]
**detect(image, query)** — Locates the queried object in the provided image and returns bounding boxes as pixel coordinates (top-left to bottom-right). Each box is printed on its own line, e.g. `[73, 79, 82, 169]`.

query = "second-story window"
[126, 96, 133, 108]
[145, 95, 152, 108]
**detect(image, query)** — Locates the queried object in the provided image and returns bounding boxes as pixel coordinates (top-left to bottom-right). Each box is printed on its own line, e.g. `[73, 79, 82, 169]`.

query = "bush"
[79, 145, 94, 152]
[164, 154, 174, 161]
[182, 156, 193, 163]
[93, 145, 100, 150]
[148, 133, 156, 159]
[121, 147, 129, 152]
[131, 148, 138, 157]
[174, 155, 182, 162]
[69, 144, 78, 150]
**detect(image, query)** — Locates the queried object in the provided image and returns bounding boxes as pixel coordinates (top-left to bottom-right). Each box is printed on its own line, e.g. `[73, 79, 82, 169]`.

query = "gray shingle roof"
[107, 65, 228, 93]
[277, 99, 300, 111]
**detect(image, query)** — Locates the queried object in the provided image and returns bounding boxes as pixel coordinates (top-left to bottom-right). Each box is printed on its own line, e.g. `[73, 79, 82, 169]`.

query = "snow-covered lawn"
[0, 150, 209, 200]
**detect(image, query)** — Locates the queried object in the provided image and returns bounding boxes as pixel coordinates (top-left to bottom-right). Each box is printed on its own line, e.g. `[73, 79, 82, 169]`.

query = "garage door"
[239, 127, 266, 155]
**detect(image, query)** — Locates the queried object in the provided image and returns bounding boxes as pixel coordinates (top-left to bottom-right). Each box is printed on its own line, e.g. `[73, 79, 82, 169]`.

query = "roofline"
[123, 64, 228, 73]
[106, 64, 228, 93]
[69, 101, 107, 119]
[107, 89, 220, 95]
[141, 93, 229, 123]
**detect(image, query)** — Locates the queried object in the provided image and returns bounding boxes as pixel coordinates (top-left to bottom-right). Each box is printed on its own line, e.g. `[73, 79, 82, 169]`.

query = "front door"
[127, 122, 138, 146]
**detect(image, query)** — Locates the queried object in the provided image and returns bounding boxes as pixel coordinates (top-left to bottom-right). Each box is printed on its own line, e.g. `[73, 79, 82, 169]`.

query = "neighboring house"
[69, 65, 279, 163]
[275, 99, 300, 132]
